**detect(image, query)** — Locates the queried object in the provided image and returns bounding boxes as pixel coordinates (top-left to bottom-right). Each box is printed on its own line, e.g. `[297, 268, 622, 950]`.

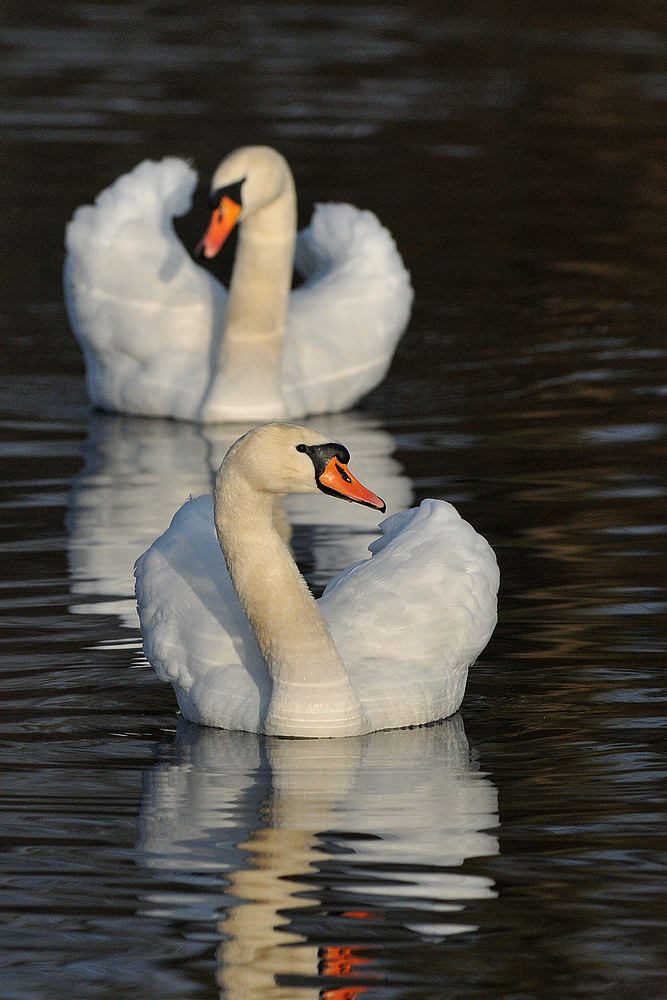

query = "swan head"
[217, 423, 386, 511]
[196, 146, 293, 259]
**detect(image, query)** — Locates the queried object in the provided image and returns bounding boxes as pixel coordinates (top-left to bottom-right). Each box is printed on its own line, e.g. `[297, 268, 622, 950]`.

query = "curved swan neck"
[225, 175, 297, 344]
[202, 165, 297, 422]
[213, 460, 368, 737]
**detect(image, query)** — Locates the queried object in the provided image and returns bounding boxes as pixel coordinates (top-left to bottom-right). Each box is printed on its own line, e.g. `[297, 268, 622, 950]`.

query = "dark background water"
[2, 2, 667, 998]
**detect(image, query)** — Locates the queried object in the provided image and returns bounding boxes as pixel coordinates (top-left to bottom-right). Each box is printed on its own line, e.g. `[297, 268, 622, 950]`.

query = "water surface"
[1, 3, 667, 998]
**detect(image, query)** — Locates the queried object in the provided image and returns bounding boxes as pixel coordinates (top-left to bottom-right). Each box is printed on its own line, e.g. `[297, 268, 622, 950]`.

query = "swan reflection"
[138, 717, 498, 999]
[66, 411, 412, 627]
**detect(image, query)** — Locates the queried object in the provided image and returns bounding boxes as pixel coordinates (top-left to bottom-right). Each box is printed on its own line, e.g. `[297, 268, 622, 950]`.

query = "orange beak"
[196, 195, 242, 259]
[318, 457, 386, 512]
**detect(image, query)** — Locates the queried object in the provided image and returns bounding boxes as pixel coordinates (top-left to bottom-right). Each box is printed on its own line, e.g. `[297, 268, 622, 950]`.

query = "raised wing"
[134, 495, 270, 731]
[64, 158, 226, 420]
[318, 499, 499, 731]
[283, 202, 414, 417]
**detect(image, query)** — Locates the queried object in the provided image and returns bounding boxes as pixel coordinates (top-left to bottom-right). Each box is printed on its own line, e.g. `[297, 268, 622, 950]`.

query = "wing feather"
[284, 203, 414, 416]
[64, 158, 226, 419]
[134, 495, 270, 731]
[318, 499, 499, 730]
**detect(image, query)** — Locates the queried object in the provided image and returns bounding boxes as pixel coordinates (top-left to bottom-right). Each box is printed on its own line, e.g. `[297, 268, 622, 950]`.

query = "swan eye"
[336, 463, 352, 483]
[209, 178, 245, 210]
[296, 444, 307, 453]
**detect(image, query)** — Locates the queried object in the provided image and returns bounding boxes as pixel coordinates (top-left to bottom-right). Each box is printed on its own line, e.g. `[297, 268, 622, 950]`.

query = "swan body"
[135, 423, 499, 738]
[64, 148, 413, 423]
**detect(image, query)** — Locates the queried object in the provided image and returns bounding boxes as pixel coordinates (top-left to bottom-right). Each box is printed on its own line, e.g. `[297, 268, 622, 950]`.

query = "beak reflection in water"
[137, 716, 499, 999]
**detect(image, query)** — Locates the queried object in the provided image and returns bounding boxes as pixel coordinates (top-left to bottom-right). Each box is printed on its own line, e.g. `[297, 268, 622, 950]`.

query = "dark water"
[2, 3, 667, 998]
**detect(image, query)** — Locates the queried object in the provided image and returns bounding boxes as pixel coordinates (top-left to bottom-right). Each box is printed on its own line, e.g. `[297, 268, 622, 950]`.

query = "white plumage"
[134, 424, 498, 737]
[64, 150, 413, 422]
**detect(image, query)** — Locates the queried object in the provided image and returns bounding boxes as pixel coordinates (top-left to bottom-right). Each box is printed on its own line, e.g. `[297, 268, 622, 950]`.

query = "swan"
[64, 146, 413, 423]
[134, 423, 499, 738]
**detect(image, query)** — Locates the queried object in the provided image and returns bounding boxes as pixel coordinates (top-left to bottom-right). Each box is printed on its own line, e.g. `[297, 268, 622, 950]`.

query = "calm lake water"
[2, 2, 667, 998]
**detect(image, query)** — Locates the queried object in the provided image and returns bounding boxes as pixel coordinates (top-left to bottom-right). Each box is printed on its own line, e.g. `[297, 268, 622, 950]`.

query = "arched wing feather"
[318, 499, 499, 730]
[284, 202, 414, 416]
[64, 158, 226, 420]
[134, 495, 270, 731]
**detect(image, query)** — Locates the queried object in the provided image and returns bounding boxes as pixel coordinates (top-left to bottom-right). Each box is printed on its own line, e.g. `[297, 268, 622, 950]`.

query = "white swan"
[64, 146, 413, 423]
[134, 423, 499, 737]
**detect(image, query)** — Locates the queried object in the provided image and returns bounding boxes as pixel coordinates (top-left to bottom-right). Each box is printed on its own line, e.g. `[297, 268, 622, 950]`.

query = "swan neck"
[213, 463, 368, 737]
[203, 174, 297, 420]
[224, 177, 296, 345]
